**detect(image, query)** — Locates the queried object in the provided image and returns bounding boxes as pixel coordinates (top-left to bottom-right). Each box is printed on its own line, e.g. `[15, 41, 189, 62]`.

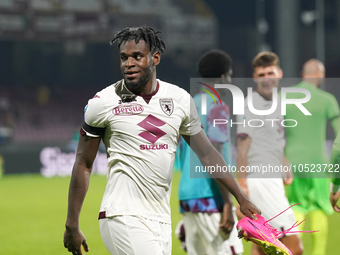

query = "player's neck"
[302, 78, 319, 88]
[256, 90, 273, 101]
[141, 73, 158, 95]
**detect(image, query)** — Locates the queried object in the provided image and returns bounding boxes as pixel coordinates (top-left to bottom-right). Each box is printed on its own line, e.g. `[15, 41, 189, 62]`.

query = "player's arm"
[212, 142, 233, 203]
[282, 154, 293, 185]
[212, 141, 233, 205]
[235, 135, 251, 220]
[330, 117, 340, 137]
[207, 103, 235, 232]
[206, 103, 234, 206]
[182, 131, 260, 219]
[330, 191, 340, 213]
[64, 133, 101, 255]
[327, 95, 340, 136]
[329, 133, 340, 213]
[216, 184, 234, 234]
[236, 135, 251, 195]
[211, 142, 235, 234]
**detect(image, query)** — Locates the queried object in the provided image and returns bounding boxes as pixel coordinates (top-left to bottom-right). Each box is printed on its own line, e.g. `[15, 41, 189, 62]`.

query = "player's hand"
[64, 227, 89, 255]
[239, 197, 261, 220]
[282, 165, 293, 186]
[219, 203, 235, 236]
[330, 191, 340, 213]
[283, 177, 293, 186]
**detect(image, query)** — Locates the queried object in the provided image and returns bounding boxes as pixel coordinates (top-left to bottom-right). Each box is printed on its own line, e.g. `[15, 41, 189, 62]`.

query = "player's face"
[119, 40, 159, 92]
[253, 65, 283, 100]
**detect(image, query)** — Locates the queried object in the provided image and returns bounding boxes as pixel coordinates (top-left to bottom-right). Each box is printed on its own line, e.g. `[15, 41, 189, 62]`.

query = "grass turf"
[0, 172, 339, 254]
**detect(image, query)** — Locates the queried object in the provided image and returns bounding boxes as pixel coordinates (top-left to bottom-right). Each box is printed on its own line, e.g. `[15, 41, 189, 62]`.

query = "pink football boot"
[237, 203, 317, 255]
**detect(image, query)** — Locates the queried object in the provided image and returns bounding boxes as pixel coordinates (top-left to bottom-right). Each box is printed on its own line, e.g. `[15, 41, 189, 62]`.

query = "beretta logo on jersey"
[112, 103, 144, 116]
[159, 98, 174, 116]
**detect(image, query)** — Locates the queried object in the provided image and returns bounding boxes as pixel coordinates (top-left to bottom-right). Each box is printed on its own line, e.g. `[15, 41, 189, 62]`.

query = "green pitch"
[0, 172, 339, 254]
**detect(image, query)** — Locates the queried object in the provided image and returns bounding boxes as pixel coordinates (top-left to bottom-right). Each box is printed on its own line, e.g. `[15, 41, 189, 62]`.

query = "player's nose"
[125, 57, 136, 67]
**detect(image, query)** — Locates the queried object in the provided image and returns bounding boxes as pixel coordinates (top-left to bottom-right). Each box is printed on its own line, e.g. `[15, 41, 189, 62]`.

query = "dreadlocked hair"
[110, 26, 166, 54]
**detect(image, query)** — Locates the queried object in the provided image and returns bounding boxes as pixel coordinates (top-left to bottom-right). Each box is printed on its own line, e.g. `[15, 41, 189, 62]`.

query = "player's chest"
[107, 97, 182, 135]
[251, 105, 284, 137]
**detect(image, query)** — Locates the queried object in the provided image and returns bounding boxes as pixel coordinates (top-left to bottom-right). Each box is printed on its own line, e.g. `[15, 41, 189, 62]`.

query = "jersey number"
[137, 115, 166, 144]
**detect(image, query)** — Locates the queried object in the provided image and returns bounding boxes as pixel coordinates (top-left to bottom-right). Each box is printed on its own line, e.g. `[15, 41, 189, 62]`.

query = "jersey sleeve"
[82, 94, 107, 137]
[331, 133, 340, 185]
[207, 103, 230, 143]
[326, 94, 340, 135]
[327, 94, 340, 120]
[179, 94, 202, 136]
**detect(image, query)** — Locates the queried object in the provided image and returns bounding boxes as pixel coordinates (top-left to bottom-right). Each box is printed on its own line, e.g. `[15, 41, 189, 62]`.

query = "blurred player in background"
[63, 26, 260, 255]
[176, 49, 244, 255]
[285, 59, 340, 255]
[237, 52, 303, 255]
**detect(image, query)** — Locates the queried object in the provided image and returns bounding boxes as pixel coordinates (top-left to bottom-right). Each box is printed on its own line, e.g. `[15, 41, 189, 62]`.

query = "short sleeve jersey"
[236, 91, 285, 170]
[83, 79, 202, 223]
[284, 82, 340, 167]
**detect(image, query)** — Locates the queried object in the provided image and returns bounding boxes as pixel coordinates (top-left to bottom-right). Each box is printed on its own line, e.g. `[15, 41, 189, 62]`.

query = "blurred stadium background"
[1, 0, 340, 254]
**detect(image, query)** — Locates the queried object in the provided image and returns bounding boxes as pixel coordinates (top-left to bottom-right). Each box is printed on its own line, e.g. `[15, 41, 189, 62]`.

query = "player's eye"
[120, 55, 127, 61]
[136, 55, 142, 60]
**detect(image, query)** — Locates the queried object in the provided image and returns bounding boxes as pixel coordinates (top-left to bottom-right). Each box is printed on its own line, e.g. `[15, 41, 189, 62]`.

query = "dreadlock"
[110, 26, 166, 54]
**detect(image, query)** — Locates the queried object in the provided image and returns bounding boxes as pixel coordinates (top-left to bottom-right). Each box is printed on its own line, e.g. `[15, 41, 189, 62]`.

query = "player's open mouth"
[125, 72, 139, 79]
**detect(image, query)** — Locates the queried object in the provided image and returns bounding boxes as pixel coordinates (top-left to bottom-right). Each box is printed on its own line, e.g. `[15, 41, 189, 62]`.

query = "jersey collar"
[139, 81, 160, 104]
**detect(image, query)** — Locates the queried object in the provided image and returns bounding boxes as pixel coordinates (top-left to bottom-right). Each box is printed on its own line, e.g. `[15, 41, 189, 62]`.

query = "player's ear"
[278, 68, 283, 79]
[152, 51, 161, 66]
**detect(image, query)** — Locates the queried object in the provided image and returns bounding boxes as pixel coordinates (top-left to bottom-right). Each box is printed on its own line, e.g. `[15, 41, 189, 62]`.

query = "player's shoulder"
[86, 82, 120, 113]
[158, 79, 190, 98]
[317, 88, 337, 100]
[89, 82, 120, 102]
[307, 85, 338, 103]
[244, 91, 262, 108]
[93, 83, 118, 100]
[295, 82, 332, 97]
[290, 82, 310, 92]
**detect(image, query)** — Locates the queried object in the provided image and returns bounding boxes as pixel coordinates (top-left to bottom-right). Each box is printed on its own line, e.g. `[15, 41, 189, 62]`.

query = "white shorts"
[182, 211, 243, 255]
[99, 215, 171, 255]
[247, 178, 297, 236]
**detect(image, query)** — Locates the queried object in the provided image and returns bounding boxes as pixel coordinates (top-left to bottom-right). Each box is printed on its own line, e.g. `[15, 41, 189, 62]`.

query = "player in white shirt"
[236, 52, 303, 255]
[63, 26, 260, 255]
[237, 89, 285, 170]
